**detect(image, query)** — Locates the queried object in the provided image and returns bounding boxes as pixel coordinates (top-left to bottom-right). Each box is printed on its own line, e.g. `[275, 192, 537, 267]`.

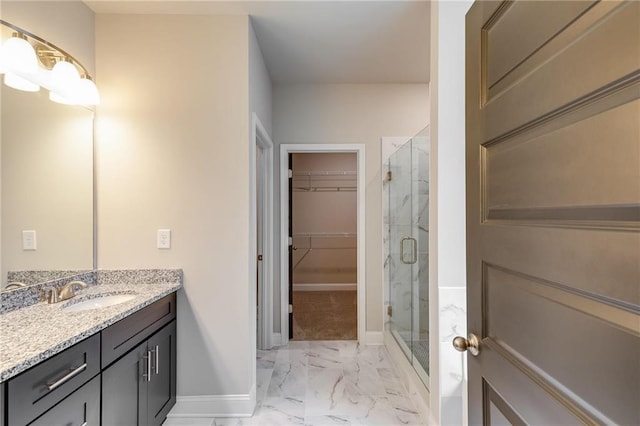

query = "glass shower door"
[388, 140, 414, 362]
[386, 128, 429, 387]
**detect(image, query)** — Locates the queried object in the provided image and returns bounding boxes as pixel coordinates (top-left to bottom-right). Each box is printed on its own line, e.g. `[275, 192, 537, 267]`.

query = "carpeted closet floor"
[292, 291, 357, 340]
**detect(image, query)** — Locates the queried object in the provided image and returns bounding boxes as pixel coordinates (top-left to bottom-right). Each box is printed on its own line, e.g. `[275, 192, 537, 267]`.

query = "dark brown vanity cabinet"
[7, 333, 101, 425]
[102, 321, 176, 426]
[1, 382, 5, 426]
[30, 375, 101, 426]
[1, 293, 177, 426]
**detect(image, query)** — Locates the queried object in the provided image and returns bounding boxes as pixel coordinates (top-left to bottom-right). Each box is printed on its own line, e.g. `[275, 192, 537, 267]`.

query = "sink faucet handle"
[58, 280, 88, 301]
[67, 280, 88, 289]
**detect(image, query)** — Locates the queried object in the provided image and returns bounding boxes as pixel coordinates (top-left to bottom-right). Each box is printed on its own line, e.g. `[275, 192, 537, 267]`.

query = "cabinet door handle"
[46, 363, 87, 391]
[155, 344, 159, 375]
[143, 351, 152, 382]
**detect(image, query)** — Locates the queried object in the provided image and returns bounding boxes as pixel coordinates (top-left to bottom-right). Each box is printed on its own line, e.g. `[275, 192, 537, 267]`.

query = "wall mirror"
[1, 81, 95, 290]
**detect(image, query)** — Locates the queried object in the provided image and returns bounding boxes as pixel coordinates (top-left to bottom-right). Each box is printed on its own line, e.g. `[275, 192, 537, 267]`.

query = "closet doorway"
[280, 145, 366, 344]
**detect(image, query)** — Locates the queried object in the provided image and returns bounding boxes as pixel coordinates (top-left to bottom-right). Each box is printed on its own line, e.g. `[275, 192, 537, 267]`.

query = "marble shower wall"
[412, 136, 429, 339]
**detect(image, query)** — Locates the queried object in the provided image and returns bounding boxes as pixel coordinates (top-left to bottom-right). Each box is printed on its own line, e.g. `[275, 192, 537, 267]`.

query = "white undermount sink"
[62, 294, 136, 312]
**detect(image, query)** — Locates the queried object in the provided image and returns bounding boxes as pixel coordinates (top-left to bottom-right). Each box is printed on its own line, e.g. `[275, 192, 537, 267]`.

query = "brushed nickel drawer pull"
[46, 363, 87, 391]
[143, 351, 152, 382]
[155, 345, 159, 375]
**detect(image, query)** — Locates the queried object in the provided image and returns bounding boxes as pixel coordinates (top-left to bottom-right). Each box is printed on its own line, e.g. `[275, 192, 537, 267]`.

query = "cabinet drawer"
[30, 375, 100, 426]
[102, 293, 176, 368]
[7, 333, 100, 426]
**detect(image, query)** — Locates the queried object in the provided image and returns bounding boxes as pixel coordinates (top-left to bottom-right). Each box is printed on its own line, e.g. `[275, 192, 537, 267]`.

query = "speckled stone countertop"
[0, 280, 181, 382]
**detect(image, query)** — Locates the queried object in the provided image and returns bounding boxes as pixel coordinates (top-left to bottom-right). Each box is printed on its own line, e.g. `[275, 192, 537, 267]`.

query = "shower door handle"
[400, 237, 417, 264]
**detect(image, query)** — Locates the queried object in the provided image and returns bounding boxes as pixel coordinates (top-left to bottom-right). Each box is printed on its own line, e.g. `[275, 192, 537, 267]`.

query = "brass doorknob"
[452, 333, 480, 357]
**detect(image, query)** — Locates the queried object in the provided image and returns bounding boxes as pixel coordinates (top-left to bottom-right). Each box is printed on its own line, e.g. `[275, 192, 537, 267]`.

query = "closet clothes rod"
[293, 171, 357, 192]
[293, 187, 356, 192]
[293, 171, 356, 177]
[292, 232, 357, 269]
[293, 232, 356, 238]
[293, 247, 357, 269]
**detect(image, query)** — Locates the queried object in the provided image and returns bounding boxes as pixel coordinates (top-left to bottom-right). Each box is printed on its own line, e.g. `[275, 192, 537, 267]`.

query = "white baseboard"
[364, 331, 384, 345]
[271, 332, 282, 347]
[167, 385, 256, 418]
[293, 283, 356, 291]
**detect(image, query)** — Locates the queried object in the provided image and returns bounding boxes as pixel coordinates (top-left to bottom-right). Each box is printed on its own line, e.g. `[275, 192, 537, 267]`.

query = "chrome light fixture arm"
[0, 19, 100, 105]
[0, 19, 91, 78]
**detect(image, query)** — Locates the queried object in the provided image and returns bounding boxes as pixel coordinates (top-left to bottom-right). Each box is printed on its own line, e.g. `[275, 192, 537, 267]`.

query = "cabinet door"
[147, 321, 177, 426]
[0, 382, 5, 426]
[30, 375, 100, 426]
[102, 341, 149, 426]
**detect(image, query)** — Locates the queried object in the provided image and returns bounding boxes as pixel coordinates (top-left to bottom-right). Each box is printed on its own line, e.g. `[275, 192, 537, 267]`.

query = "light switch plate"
[157, 229, 171, 249]
[22, 230, 37, 250]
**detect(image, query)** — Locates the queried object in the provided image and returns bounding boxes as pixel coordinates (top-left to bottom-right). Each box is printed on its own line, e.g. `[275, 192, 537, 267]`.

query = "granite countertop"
[0, 281, 181, 382]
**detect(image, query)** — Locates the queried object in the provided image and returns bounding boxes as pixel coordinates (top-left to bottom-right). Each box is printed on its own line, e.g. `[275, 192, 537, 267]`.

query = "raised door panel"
[147, 321, 176, 426]
[102, 341, 148, 426]
[30, 375, 100, 426]
[466, 1, 640, 424]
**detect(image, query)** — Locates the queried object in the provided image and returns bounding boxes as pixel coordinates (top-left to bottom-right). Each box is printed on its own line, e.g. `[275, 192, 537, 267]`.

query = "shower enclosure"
[384, 127, 429, 386]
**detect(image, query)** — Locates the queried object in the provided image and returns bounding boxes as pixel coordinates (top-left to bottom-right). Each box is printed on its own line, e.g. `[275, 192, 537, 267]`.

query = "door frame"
[251, 113, 274, 350]
[279, 144, 366, 345]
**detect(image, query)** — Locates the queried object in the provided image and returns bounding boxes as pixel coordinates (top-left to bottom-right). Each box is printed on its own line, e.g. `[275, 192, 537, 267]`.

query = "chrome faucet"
[58, 281, 88, 301]
[47, 281, 88, 303]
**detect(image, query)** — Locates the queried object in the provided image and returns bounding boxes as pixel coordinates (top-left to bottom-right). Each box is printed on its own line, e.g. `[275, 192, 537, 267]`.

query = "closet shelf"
[293, 171, 357, 192]
[292, 233, 357, 269]
[293, 232, 356, 238]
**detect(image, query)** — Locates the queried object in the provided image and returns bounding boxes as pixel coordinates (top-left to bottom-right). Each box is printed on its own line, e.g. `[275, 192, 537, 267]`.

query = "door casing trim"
[279, 144, 366, 345]
[251, 113, 274, 351]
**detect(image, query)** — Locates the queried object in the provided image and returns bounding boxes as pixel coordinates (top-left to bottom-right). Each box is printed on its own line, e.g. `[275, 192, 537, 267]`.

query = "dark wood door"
[30, 375, 100, 426]
[147, 321, 177, 426]
[465, 1, 639, 424]
[102, 341, 149, 426]
[288, 152, 294, 340]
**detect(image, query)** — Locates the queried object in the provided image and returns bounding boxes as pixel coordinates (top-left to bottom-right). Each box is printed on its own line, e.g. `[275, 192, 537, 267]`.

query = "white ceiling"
[84, 1, 430, 84]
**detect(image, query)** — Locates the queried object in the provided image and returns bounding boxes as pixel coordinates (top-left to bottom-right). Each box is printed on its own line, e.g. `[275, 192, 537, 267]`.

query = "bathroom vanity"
[0, 272, 181, 426]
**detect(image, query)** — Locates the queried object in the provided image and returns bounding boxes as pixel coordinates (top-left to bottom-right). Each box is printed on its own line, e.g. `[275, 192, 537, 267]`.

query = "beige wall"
[95, 14, 252, 399]
[273, 83, 430, 333]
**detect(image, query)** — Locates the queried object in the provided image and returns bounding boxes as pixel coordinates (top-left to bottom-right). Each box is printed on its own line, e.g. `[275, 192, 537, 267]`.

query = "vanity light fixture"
[0, 20, 100, 106]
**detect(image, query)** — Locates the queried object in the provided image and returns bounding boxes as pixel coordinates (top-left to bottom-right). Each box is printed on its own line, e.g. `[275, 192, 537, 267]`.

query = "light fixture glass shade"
[34, 68, 53, 88]
[4, 71, 39, 92]
[50, 59, 80, 92]
[1, 35, 38, 75]
[76, 77, 100, 105]
[49, 90, 74, 105]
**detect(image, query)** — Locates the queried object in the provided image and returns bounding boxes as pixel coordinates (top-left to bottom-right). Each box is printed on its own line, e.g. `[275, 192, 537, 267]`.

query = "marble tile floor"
[164, 341, 426, 426]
